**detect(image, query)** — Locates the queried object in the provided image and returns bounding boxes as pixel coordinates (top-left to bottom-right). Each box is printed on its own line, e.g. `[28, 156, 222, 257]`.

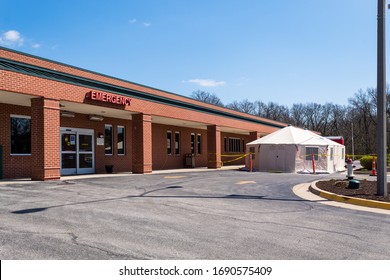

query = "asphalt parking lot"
[1, 169, 390, 259]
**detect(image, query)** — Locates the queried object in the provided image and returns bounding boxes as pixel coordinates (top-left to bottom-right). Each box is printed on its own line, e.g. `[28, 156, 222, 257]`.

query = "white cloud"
[129, 18, 137, 24]
[143, 22, 151, 27]
[32, 43, 41, 49]
[0, 30, 24, 46]
[188, 79, 226, 87]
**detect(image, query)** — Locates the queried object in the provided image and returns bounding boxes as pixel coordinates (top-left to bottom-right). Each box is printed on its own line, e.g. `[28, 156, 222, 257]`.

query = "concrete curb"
[309, 181, 390, 211]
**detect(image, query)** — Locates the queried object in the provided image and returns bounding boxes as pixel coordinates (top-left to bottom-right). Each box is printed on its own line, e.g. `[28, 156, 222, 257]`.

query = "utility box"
[184, 153, 195, 168]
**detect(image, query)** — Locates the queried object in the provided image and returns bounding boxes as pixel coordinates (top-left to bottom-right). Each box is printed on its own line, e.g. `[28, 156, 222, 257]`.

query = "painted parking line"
[164, 175, 187, 179]
[235, 181, 256, 185]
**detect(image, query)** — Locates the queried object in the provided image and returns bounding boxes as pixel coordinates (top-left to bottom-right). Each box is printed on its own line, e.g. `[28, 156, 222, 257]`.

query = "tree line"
[191, 88, 390, 157]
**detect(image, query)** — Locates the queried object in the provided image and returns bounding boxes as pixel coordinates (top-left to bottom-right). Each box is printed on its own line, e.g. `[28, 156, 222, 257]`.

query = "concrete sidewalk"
[0, 165, 244, 185]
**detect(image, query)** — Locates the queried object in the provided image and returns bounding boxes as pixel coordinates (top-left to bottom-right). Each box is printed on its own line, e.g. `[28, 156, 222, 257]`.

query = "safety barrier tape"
[208, 152, 379, 165]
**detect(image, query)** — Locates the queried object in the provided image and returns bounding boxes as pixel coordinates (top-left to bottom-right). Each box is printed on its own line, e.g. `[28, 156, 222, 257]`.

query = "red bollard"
[312, 153, 316, 174]
[370, 156, 377, 176]
[249, 153, 253, 172]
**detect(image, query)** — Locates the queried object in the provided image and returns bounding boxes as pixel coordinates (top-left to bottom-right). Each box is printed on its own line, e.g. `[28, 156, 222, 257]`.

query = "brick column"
[249, 131, 261, 142]
[31, 98, 60, 180]
[132, 113, 152, 173]
[207, 125, 221, 169]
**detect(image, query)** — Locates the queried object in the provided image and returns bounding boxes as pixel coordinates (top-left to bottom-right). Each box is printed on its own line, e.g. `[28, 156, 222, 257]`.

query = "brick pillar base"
[31, 98, 60, 180]
[207, 125, 221, 169]
[132, 113, 152, 174]
[249, 131, 261, 142]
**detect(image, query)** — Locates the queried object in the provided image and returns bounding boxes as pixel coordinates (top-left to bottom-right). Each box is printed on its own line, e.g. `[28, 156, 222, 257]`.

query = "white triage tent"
[245, 126, 345, 173]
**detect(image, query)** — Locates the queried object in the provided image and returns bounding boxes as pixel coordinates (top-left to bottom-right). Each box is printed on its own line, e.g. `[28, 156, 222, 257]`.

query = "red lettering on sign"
[87, 91, 131, 106]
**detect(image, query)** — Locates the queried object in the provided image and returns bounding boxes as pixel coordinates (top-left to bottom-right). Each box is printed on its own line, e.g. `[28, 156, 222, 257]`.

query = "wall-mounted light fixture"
[89, 115, 104, 121]
[98, 133, 104, 138]
[60, 111, 75, 118]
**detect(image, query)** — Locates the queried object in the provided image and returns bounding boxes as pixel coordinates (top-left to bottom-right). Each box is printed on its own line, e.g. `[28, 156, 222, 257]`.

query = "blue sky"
[0, 0, 383, 107]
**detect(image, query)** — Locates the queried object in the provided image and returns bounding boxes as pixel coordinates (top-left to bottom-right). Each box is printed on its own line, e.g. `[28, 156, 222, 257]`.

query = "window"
[330, 147, 334, 160]
[306, 147, 319, 161]
[117, 126, 125, 155]
[228, 137, 241, 153]
[191, 133, 196, 155]
[224, 137, 228, 153]
[10, 115, 31, 155]
[175, 131, 180, 155]
[197, 134, 202, 155]
[167, 131, 172, 155]
[105, 124, 113, 155]
[242, 139, 245, 153]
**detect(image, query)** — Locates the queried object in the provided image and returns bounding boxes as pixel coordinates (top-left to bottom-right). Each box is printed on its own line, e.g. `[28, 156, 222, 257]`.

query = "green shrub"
[354, 155, 363, 161]
[360, 155, 375, 170]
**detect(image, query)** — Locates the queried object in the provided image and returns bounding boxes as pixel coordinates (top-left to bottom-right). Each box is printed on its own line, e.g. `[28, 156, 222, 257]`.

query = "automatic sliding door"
[61, 128, 95, 175]
[78, 133, 94, 174]
[61, 132, 77, 175]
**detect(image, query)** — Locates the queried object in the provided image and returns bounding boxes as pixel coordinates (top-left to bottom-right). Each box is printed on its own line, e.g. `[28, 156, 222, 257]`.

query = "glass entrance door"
[61, 128, 94, 175]
[78, 133, 94, 174]
[61, 131, 77, 175]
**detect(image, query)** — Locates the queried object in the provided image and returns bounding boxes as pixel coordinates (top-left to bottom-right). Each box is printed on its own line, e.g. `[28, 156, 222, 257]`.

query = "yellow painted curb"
[309, 181, 390, 210]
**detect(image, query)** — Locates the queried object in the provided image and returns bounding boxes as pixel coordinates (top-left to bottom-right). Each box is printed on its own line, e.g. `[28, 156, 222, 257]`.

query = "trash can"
[105, 165, 114, 174]
[184, 153, 195, 168]
[348, 179, 360, 189]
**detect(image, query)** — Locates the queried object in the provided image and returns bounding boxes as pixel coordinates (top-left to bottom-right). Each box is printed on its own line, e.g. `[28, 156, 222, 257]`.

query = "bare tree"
[190, 85, 390, 156]
[226, 99, 256, 114]
[191, 90, 224, 106]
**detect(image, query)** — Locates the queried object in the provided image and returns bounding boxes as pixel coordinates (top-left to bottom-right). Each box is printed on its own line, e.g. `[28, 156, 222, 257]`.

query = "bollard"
[312, 153, 316, 174]
[370, 156, 377, 176]
[249, 153, 253, 172]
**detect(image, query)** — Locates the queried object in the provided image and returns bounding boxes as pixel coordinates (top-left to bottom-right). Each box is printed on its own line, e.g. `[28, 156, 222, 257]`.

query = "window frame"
[104, 124, 113, 156]
[167, 131, 172, 155]
[305, 146, 319, 161]
[175, 131, 180, 156]
[228, 137, 241, 153]
[197, 134, 202, 155]
[117, 125, 125, 156]
[10, 114, 31, 156]
[190, 133, 196, 155]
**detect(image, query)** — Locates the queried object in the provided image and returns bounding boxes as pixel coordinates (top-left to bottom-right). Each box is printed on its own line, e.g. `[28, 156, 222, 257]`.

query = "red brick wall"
[132, 114, 152, 173]
[61, 114, 132, 174]
[31, 98, 61, 180]
[1, 68, 283, 138]
[0, 48, 288, 179]
[0, 103, 32, 178]
[0, 103, 133, 178]
[0, 48, 286, 130]
[220, 132, 255, 166]
[152, 124, 208, 170]
[1, 68, 280, 135]
[0, 102, 256, 179]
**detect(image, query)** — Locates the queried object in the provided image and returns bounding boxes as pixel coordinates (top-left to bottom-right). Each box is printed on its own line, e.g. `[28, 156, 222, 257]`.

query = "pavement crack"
[64, 232, 145, 259]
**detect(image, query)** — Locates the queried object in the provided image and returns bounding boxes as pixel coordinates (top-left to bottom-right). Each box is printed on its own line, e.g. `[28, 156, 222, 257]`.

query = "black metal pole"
[377, 0, 387, 196]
